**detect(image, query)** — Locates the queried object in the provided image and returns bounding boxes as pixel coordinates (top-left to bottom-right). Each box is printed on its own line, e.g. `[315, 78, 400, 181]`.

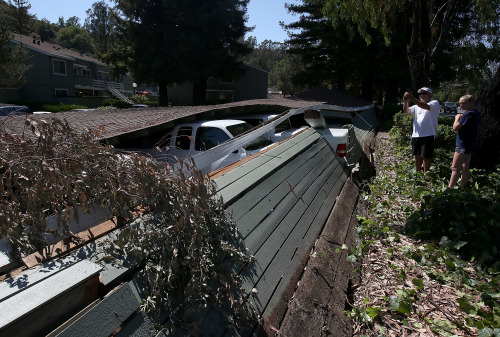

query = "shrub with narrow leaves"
[1, 117, 258, 333]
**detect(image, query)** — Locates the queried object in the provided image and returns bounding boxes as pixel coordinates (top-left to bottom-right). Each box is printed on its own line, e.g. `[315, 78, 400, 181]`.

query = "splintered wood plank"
[0, 260, 101, 334]
[22, 217, 122, 268]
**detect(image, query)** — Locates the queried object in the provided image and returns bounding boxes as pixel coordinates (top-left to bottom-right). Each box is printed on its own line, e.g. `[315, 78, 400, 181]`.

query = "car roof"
[237, 113, 278, 120]
[177, 119, 249, 128]
[0, 105, 31, 115]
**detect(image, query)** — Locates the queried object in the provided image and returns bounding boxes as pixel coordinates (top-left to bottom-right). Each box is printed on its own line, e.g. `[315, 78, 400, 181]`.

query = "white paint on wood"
[0, 260, 101, 329]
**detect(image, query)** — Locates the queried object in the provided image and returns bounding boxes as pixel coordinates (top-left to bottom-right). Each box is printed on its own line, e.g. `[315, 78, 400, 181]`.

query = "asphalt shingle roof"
[1, 97, 328, 141]
[12, 33, 105, 65]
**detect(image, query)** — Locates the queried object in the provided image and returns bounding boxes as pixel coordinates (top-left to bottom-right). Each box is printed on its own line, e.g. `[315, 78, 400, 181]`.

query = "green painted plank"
[115, 310, 157, 337]
[54, 282, 141, 337]
[242, 149, 338, 255]
[242, 160, 345, 313]
[263, 172, 349, 317]
[240, 153, 340, 290]
[229, 142, 333, 233]
[214, 128, 318, 191]
[227, 140, 329, 221]
[215, 132, 321, 206]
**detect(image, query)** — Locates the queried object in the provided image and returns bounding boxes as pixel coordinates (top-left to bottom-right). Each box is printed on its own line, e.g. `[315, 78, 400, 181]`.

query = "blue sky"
[28, 0, 301, 44]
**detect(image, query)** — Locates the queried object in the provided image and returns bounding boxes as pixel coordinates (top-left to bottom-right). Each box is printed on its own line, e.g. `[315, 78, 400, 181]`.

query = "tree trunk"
[158, 81, 169, 107]
[407, 0, 432, 90]
[472, 67, 500, 169]
[192, 76, 207, 106]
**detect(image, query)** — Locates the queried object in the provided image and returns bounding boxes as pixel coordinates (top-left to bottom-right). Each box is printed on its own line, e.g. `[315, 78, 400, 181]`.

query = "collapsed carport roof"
[1, 92, 373, 145]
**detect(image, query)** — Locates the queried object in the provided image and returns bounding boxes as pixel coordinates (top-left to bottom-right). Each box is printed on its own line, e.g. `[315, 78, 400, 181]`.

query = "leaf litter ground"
[350, 132, 496, 337]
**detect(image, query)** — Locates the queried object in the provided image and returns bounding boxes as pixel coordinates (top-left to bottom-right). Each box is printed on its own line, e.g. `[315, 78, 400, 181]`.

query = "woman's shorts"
[412, 136, 435, 158]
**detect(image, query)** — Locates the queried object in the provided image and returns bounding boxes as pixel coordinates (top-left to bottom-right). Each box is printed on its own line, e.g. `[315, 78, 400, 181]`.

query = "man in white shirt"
[403, 87, 440, 173]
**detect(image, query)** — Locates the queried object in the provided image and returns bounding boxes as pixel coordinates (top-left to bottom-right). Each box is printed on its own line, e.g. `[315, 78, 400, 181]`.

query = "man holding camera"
[403, 87, 441, 173]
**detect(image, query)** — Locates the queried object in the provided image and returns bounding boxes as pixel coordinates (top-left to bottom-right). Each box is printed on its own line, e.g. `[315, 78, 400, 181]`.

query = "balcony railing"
[93, 80, 124, 90]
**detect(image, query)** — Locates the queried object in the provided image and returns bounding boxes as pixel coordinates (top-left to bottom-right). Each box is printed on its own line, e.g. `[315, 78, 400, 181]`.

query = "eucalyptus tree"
[316, 0, 500, 91]
[85, 1, 117, 58]
[283, 0, 408, 102]
[0, 26, 31, 89]
[108, 0, 251, 106]
[8, 0, 35, 34]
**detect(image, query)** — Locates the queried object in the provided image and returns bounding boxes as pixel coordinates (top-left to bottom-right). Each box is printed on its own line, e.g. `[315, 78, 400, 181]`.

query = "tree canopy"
[0, 26, 31, 88]
[84, 1, 117, 58]
[56, 25, 94, 55]
[283, 0, 409, 102]
[315, 0, 500, 91]
[107, 0, 251, 106]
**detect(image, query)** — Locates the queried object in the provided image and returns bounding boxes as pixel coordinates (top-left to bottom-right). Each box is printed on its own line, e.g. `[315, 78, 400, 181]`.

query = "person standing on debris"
[403, 87, 440, 173]
[448, 94, 481, 188]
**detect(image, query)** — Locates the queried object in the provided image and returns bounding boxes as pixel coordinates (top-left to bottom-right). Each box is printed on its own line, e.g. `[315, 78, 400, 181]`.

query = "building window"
[76, 89, 93, 97]
[55, 88, 68, 97]
[74, 65, 92, 77]
[219, 76, 233, 84]
[53, 59, 67, 75]
[98, 71, 109, 82]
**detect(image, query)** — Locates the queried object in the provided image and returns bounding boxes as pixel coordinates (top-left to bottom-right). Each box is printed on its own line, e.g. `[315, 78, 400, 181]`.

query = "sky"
[28, 0, 301, 44]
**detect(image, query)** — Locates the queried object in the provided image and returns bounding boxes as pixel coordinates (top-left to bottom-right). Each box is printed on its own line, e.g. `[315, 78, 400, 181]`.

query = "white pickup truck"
[236, 112, 310, 143]
[162, 119, 273, 173]
[303, 109, 350, 158]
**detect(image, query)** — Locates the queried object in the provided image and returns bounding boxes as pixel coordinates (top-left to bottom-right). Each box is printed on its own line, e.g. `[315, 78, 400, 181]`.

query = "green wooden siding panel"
[242, 159, 347, 313]
[241, 146, 338, 255]
[55, 282, 141, 337]
[228, 141, 332, 236]
[263, 167, 348, 316]
[240, 154, 340, 286]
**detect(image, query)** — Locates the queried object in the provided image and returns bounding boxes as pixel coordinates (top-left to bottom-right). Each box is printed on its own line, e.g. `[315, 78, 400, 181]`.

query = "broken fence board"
[53, 281, 141, 337]
[0, 260, 101, 336]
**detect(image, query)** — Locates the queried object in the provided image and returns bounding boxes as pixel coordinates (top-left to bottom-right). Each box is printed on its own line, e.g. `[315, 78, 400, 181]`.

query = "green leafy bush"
[406, 180, 500, 268]
[389, 112, 456, 151]
[102, 98, 132, 109]
[40, 103, 87, 112]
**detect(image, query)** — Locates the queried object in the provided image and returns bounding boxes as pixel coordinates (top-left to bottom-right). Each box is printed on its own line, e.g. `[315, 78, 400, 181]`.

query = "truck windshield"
[227, 122, 273, 150]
